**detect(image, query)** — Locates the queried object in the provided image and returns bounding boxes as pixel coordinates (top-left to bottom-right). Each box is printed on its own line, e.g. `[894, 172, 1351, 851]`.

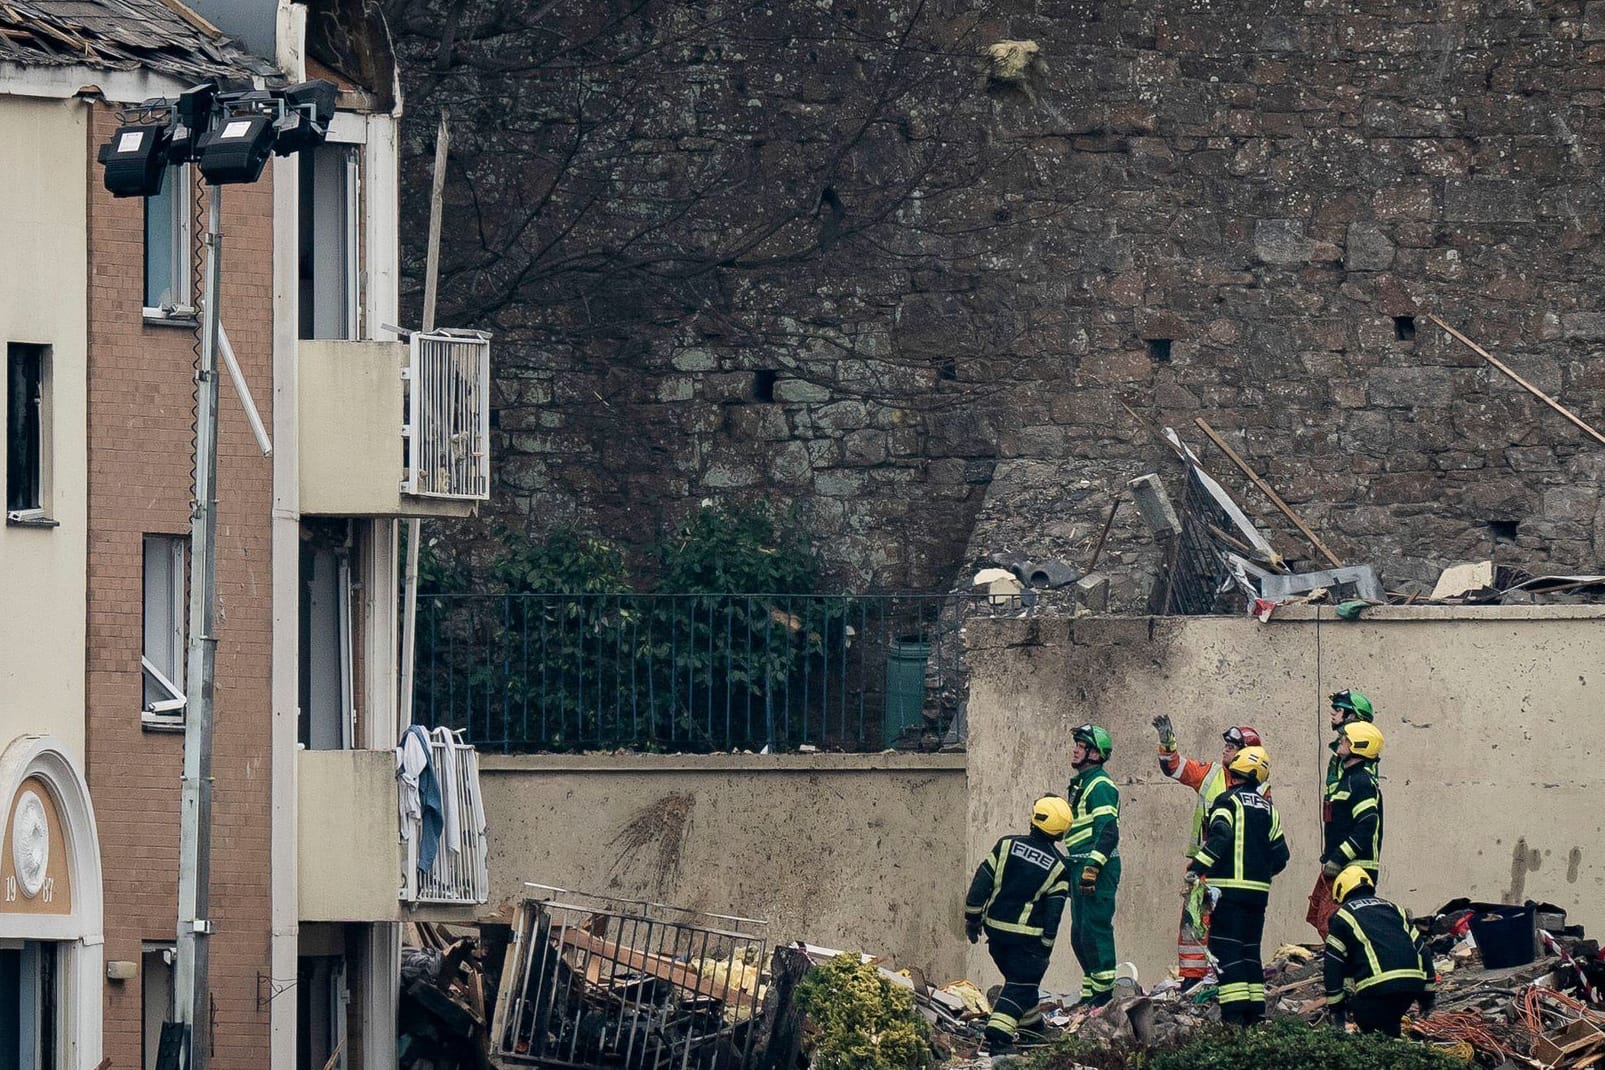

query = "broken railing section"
[491, 886, 771, 1069]
[1130, 428, 1384, 616]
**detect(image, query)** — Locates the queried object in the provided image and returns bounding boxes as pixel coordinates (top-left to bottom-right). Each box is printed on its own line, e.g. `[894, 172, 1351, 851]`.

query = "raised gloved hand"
[1152, 714, 1177, 750]
[1322, 858, 1344, 878]
[966, 919, 982, 944]
[1079, 864, 1101, 895]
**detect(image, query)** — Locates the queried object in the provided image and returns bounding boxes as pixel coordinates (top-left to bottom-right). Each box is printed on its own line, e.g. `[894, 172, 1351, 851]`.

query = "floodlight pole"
[175, 179, 223, 1070]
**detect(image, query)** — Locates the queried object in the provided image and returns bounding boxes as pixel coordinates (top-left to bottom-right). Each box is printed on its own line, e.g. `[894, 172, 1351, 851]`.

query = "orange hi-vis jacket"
[1158, 748, 1270, 858]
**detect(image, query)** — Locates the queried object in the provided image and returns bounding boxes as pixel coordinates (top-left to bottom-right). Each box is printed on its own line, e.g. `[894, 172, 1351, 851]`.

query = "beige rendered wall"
[299, 340, 405, 514]
[964, 607, 1605, 994]
[298, 750, 403, 922]
[481, 753, 969, 981]
[0, 96, 88, 761]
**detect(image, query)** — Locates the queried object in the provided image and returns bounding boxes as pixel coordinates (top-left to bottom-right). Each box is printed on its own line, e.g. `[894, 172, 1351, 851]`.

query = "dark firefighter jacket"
[1322, 761, 1383, 875]
[1065, 765, 1120, 867]
[1324, 894, 1434, 1006]
[1187, 781, 1289, 897]
[964, 829, 1069, 943]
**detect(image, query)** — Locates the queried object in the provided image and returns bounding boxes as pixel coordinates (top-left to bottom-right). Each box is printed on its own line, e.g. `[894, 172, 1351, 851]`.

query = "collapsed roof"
[0, 0, 277, 83]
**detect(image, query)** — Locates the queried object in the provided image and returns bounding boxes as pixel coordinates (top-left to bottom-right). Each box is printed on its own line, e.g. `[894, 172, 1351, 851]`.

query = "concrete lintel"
[478, 751, 968, 774]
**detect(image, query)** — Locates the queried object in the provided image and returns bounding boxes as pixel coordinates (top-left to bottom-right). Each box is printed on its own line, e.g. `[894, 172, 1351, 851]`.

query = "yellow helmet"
[1227, 745, 1271, 785]
[1333, 865, 1375, 904]
[1031, 795, 1073, 838]
[1340, 721, 1384, 760]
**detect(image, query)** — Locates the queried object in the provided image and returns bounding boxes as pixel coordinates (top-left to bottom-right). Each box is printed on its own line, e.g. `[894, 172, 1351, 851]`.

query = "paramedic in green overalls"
[1065, 723, 1120, 1007]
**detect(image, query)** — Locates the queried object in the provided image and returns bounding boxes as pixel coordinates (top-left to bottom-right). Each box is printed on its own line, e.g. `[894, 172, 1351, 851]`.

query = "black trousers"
[1208, 894, 1267, 1026]
[984, 937, 1050, 1048]
[1352, 991, 1419, 1037]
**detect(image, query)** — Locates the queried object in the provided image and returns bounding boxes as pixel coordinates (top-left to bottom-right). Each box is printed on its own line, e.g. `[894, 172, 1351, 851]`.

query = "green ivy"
[657, 500, 821, 594]
[793, 954, 935, 1070]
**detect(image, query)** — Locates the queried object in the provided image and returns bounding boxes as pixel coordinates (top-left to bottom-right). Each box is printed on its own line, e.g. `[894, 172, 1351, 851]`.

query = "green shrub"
[1022, 1018, 1463, 1070]
[793, 954, 935, 1070]
[1149, 1018, 1463, 1070]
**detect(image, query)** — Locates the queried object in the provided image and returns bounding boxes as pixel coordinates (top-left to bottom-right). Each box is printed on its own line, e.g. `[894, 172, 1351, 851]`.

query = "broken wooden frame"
[491, 885, 770, 1070]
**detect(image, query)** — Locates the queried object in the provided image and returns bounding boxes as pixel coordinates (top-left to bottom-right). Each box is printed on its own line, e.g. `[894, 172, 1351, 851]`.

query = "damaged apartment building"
[0, 0, 492, 1067]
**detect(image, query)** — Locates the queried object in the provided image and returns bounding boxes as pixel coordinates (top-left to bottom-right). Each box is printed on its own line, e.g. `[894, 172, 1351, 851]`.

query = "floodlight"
[97, 124, 172, 197]
[169, 82, 218, 163]
[273, 80, 337, 155]
[195, 110, 276, 185]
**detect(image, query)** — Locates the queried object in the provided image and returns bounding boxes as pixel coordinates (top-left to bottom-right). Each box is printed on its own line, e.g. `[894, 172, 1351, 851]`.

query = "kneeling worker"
[1185, 746, 1288, 1026]
[964, 796, 1074, 1053]
[1324, 865, 1435, 1037]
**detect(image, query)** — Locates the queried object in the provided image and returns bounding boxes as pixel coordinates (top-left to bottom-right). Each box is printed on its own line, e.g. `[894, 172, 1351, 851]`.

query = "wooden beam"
[1426, 313, 1605, 451]
[1193, 418, 1344, 568]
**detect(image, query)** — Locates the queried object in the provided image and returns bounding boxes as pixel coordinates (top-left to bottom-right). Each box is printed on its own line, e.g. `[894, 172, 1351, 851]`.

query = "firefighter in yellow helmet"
[1314, 722, 1385, 938]
[964, 796, 1073, 1054]
[1185, 746, 1289, 1026]
[1325, 865, 1435, 1037]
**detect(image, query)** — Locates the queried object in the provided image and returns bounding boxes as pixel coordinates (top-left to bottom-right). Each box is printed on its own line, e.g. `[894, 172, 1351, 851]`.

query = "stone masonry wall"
[391, 0, 1605, 602]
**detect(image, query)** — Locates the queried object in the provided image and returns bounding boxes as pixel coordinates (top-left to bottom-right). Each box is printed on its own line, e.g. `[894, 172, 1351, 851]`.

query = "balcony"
[297, 735, 489, 922]
[298, 332, 490, 518]
[400, 730, 490, 908]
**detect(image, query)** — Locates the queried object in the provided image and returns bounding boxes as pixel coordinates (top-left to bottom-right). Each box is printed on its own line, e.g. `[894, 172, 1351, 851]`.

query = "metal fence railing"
[490, 886, 769, 1070]
[412, 592, 998, 753]
[402, 731, 490, 905]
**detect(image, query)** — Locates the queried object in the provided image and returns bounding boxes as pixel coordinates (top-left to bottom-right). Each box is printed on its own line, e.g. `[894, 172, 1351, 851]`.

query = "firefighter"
[1313, 721, 1385, 939]
[1065, 724, 1120, 1007]
[1325, 865, 1435, 1037]
[1325, 688, 1376, 792]
[1185, 746, 1288, 1026]
[964, 795, 1074, 1053]
[1151, 717, 1268, 985]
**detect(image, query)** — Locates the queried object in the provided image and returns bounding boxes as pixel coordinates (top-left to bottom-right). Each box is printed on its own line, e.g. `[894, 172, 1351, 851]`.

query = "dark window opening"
[939, 361, 958, 382]
[752, 369, 777, 402]
[7, 343, 45, 513]
[1146, 338, 1173, 363]
[1394, 316, 1416, 341]
[1489, 519, 1519, 541]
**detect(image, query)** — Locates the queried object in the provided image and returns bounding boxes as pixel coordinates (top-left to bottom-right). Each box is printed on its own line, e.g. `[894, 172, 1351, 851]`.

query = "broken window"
[142, 535, 188, 726]
[299, 522, 356, 750]
[298, 144, 359, 340]
[6, 343, 49, 520]
[141, 944, 175, 1070]
[143, 165, 192, 317]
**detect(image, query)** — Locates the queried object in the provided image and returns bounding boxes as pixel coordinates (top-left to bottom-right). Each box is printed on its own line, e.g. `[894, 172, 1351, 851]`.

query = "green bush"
[793, 954, 935, 1070]
[1026, 1018, 1463, 1070]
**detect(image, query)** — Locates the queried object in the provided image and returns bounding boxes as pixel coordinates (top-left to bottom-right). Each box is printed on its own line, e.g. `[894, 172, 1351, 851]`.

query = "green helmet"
[1330, 689, 1374, 723]
[1072, 723, 1112, 760]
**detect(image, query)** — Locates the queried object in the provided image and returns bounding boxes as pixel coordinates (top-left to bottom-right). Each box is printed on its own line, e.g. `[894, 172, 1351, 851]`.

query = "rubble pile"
[399, 921, 504, 1069]
[884, 902, 1605, 1069]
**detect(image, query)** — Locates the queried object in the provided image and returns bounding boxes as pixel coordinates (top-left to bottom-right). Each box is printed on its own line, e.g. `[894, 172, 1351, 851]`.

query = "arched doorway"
[0, 735, 104, 1069]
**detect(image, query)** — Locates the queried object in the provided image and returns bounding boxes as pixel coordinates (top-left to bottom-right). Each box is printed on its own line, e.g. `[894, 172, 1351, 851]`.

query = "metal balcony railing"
[402, 731, 490, 905]
[404, 329, 491, 500]
[412, 592, 1004, 753]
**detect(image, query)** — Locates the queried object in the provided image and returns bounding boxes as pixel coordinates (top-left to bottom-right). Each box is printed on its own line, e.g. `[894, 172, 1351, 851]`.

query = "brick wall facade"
[84, 101, 277, 1069]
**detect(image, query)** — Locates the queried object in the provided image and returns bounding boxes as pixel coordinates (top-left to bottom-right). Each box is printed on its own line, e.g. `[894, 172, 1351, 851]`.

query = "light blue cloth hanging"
[406, 724, 445, 874]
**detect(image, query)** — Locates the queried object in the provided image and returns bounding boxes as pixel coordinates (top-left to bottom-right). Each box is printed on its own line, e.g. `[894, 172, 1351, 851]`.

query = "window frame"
[142, 163, 195, 323]
[297, 142, 361, 342]
[5, 342, 51, 524]
[142, 534, 188, 728]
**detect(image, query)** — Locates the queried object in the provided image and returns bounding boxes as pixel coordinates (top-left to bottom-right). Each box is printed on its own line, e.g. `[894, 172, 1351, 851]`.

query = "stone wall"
[390, 0, 1605, 601]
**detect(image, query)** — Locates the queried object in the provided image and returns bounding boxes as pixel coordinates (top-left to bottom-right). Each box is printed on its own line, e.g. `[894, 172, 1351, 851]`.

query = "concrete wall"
[298, 750, 402, 922]
[964, 607, 1605, 993]
[480, 753, 969, 981]
[0, 95, 88, 760]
